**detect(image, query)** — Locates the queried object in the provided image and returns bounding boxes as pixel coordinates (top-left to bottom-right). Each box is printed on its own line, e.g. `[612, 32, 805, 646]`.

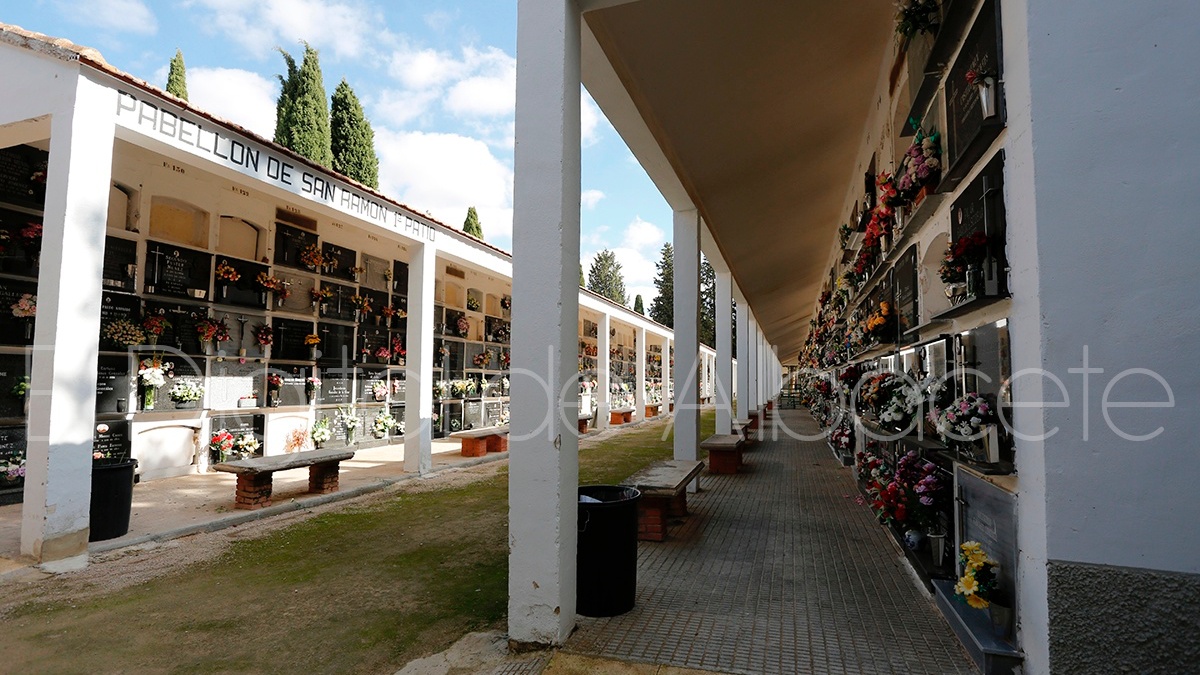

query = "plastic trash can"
[89, 459, 137, 542]
[577, 484, 641, 617]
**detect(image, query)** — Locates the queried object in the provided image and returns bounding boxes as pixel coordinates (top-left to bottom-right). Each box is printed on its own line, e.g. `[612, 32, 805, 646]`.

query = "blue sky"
[2, 0, 671, 306]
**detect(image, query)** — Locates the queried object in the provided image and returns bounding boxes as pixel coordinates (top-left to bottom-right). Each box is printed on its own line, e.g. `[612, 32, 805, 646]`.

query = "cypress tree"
[650, 243, 674, 327]
[587, 249, 628, 305]
[275, 43, 332, 167]
[166, 49, 188, 100]
[700, 257, 716, 348]
[462, 206, 484, 239]
[331, 79, 379, 187]
[634, 294, 645, 315]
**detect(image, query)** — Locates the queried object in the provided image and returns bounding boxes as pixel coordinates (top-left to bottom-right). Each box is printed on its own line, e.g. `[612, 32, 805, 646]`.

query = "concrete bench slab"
[701, 434, 745, 474]
[609, 407, 634, 425]
[211, 448, 355, 510]
[450, 426, 509, 456]
[621, 459, 705, 541]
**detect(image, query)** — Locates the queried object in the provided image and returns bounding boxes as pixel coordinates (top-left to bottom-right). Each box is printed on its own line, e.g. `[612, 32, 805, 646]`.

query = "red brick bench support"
[621, 459, 705, 542]
[577, 413, 591, 434]
[213, 448, 356, 511]
[701, 434, 745, 475]
[450, 426, 509, 457]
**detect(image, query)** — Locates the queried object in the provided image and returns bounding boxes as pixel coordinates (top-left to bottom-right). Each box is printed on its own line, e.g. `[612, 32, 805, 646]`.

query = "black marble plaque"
[0, 278, 38, 346]
[0, 353, 28, 419]
[0, 207, 42, 278]
[895, 245, 919, 337]
[389, 373, 406, 399]
[95, 354, 133, 414]
[144, 240, 213, 300]
[358, 367, 388, 402]
[957, 467, 1018, 606]
[102, 236, 138, 294]
[389, 403, 406, 431]
[209, 413, 264, 458]
[318, 369, 353, 405]
[0, 425, 27, 458]
[0, 145, 47, 210]
[321, 242, 358, 282]
[99, 292, 141, 351]
[318, 282, 357, 322]
[92, 418, 131, 460]
[274, 318, 315, 361]
[358, 326, 389, 364]
[362, 289, 389, 326]
[463, 399, 484, 429]
[268, 364, 310, 406]
[160, 356, 206, 412]
[273, 223, 319, 271]
[484, 401, 503, 427]
[392, 260, 409, 296]
[213, 257, 270, 310]
[142, 302, 205, 355]
[316, 322, 355, 365]
[950, 152, 1007, 297]
[943, 0, 1004, 185]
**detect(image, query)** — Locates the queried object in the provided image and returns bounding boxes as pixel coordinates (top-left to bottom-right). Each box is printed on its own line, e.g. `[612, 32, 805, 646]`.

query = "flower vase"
[981, 424, 1000, 463]
[276, 296, 286, 308]
[260, 345, 270, 359]
[988, 603, 1012, 639]
[143, 387, 155, 411]
[204, 341, 215, 356]
[965, 264, 981, 298]
[175, 400, 197, 410]
[24, 321, 33, 341]
[310, 346, 319, 361]
[976, 78, 997, 118]
[268, 390, 281, 407]
[903, 529, 925, 551]
[147, 335, 158, 346]
[305, 389, 315, 405]
[928, 532, 947, 566]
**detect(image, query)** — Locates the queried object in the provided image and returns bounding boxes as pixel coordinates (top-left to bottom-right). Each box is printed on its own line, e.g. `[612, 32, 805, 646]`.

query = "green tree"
[634, 294, 645, 315]
[700, 256, 715, 348]
[330, 79, 379, 187]
[462, 206, 484, 239]
[579, 263, 585, 287]
[649, 243, 674, 327]
[166, 49, 188, 101]
[274, 43, 332, 167]
[587, 249, 627, 305]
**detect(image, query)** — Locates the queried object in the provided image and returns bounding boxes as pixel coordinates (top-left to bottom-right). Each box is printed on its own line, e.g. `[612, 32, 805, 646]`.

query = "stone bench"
[644, 403, 661, 419]
[211, 448, 355, 510]
[577, 412, 592, 434]
[449, 425, 509, 457]
[733, 418, 757, 446]
[621, 459, 705, 542]
[608, 407, 635, 425]
[700, 434, 744, 474]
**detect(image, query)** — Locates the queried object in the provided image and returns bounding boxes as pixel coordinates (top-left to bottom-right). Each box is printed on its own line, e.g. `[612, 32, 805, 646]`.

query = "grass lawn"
[4, 411, 714, 674]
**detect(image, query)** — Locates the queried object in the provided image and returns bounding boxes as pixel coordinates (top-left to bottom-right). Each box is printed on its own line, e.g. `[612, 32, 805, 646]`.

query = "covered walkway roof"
[581, 1, 894, 360]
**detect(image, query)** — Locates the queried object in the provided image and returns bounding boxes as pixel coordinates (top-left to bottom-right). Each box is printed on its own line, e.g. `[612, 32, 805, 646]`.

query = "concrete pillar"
[735, 290, 750, 422]
[596, 312, 610, 429]
[672, 209, 700, 470]
[20, 77, 117, 569]
[508, 0, 581, 647]
[634, 326, 646, 418]
[403, 242, 435, 475]
[715, 270, 733, 435]
[661, 335, 671, 410]
[746, 313, 759, 413]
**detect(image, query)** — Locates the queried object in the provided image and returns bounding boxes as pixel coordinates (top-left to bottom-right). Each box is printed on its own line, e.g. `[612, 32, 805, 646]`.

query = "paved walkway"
[566, 409, 977, 675]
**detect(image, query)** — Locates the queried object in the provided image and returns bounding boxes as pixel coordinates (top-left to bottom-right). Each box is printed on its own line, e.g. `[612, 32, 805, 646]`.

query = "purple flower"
[920, 496, 934, 506]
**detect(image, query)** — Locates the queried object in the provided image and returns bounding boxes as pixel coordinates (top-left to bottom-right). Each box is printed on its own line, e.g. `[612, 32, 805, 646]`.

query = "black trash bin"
[89, 459, 137, 542]
[577, 484, 641, 617]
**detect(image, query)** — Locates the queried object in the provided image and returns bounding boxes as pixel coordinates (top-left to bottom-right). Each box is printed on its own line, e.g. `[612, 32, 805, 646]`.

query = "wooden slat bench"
[621, 459, 705, 541]
[608, 407, 634, 425]
[578, 412, 592, 434]
[700, 434, 745, 474]
[449, 426, 509, 457]
[212, 448, 355, 510]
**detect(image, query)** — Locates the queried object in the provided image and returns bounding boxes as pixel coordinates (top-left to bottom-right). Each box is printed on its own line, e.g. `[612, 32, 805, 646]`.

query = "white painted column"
[596, 312, 610, 429]
[403, 242, 436, 475]
[735, 289, 750, 422]
[672, 209, 700, 469]
[746, 313, 759, 413]
[634, 326, 646, 419]
[715, 270, 733, 435]
[20, 77, 116, 568]
[661, 335, 671, 411]
[508, 0, 580, 647]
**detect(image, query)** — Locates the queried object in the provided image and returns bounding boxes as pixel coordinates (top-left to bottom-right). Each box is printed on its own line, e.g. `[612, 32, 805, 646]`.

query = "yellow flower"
[956, 573, 979, 596]
[966, 593, 990, 609]
[961, 541, 982, 555]
[966, 550, 988, 568]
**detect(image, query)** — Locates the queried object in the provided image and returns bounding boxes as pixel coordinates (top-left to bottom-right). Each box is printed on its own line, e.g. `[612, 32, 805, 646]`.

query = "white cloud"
[388, 46, 469, 90]
[372, 88, 442, 128]
[58, 0, 157, 35]
[581, 189, 605, 210]
[581, 90, 602, 147]
[187, 67, 279, 139]
[623, 216, 664, 251]
[375, 128, 514, 245]
[184, 0, 384, 60]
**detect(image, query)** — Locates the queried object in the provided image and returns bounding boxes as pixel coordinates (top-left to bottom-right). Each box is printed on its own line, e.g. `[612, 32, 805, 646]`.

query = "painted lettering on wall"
[115, 90, 436, 243]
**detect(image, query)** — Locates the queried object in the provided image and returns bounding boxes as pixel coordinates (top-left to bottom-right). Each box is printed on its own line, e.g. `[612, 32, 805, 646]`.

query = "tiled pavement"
[565, 408, 978, 675]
